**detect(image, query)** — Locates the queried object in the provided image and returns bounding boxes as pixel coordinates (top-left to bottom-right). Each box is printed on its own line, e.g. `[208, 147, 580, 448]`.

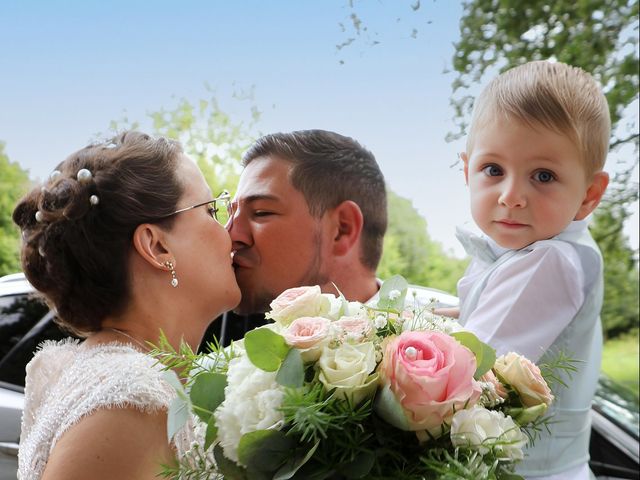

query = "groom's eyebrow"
[242, 194, 280, 204]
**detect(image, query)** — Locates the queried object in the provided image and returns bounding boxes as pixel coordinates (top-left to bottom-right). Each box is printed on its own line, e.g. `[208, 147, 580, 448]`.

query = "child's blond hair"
[466, 61, 611, 177]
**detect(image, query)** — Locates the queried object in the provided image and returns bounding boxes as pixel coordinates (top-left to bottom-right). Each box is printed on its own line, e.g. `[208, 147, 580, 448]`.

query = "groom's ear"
[461, 152, 469, 185]
[329, 200, 364, 257]
[132, 223, 172, 270]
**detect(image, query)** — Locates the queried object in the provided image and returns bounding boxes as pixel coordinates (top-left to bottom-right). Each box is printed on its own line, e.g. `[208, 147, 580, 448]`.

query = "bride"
[13, 131, 240, 480]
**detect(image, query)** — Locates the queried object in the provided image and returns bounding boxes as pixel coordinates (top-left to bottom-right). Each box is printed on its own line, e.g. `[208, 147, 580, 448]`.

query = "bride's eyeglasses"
[164, 190, 235, 226]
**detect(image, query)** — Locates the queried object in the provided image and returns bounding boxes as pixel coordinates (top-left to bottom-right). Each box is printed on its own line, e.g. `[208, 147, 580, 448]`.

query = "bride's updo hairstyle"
[13, 131, 184, 336]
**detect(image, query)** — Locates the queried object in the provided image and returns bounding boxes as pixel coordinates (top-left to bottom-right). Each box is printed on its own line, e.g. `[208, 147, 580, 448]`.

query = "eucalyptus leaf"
[377, 275, 408, 312]
[276, 348, 305, 387]
[166, 395, 190, 442]
[161, 370, 189, 401]
[373, 383, 410, 431]
[245, 328, 290, 372]
[451, 331, 496, 379]
[190, 372, 227, 422]
[214, 444, 248, 480]
[273, 441, 320, 480]
[238, 430, 294, 472]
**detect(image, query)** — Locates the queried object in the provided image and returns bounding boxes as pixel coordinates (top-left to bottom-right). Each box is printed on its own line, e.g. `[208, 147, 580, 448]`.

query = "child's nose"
[498, 180, 526, 208]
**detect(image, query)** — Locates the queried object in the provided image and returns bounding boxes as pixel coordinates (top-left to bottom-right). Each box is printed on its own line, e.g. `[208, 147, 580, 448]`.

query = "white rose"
[318, 342, 378, 405]
[450, 407, 527, 460]
[214, 354, 286, 464]
[266, 286, 331, 326]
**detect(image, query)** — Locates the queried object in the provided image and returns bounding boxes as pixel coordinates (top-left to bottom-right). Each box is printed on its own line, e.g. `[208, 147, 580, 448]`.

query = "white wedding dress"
[18, 339, 199, 480]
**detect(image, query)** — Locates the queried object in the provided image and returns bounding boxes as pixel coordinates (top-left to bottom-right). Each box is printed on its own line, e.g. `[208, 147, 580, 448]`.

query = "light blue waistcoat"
[458, 225, 603, 477]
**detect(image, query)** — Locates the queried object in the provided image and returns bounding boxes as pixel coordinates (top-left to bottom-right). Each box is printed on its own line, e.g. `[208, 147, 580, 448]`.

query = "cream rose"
[318, 342, 378, 405]
[450, 407, 528, 460]
[283, 316, 331, 362]
[266, 286, 330, 326]
[494, 352, 554, 407]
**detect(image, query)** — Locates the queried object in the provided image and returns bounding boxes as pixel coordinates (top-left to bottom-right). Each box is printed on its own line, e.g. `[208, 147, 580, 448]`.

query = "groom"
[209, 129, 455, 346]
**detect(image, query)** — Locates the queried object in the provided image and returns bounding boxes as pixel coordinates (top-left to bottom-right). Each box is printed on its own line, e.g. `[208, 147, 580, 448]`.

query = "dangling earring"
[164, 260, 178, 288]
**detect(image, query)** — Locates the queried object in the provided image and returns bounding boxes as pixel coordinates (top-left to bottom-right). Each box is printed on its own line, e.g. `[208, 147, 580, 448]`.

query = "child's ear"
[575, 171, 609, 220]
[461, 152, 469, 185]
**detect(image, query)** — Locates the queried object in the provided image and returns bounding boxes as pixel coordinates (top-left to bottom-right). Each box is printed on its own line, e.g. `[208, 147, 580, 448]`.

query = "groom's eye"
[482, 164, 503, 177]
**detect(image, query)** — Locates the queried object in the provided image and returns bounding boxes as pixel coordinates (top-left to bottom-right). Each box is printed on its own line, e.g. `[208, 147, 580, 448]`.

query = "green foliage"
[450, 0, 639, 142]
[601, 329, 640, 395]
[451, 331, 496, 379]
[109, 88, 259, 195]
[378, 190, 469, 294]
[591, 173, 640, 338]
[0, 143, 31, 276]
[451, 0, 640, 338]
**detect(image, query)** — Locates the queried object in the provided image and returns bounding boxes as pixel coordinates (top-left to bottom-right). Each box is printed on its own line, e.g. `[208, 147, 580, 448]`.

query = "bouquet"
[160, 276, 564, 480]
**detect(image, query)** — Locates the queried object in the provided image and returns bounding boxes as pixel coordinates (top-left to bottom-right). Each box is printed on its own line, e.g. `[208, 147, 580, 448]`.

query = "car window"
[0, 294, 49, 362]
[593, 374, 640, 441]
[0, 294, 72, 388]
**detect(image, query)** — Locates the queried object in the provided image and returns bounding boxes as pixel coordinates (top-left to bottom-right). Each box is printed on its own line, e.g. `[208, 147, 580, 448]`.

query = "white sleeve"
[464, 243, 585, 362]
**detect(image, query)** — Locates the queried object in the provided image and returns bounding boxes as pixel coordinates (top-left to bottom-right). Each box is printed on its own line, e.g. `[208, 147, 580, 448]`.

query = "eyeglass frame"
[161, 190, 233, 225]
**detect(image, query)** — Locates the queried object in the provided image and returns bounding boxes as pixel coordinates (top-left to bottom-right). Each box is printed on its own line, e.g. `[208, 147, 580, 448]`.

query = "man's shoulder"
[405, 284, 459, 308]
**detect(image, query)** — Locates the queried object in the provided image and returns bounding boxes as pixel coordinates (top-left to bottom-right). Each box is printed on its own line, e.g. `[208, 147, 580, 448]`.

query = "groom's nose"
[227, 207, 252, 249]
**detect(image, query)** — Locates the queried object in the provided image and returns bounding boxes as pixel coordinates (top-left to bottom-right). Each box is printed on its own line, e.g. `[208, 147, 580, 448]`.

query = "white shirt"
[457, 222, 587, 363]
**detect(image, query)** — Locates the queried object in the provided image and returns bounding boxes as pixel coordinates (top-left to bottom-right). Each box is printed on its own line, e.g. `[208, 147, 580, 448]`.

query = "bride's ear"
[132, 223, 172, 270]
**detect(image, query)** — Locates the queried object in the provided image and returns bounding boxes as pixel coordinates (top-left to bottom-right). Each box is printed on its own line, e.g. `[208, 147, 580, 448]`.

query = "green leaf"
[507, 404, 547, 425]
[338, 450, 376, 478]
[204, 416, 218, 450]
[377, 275, 408, 312]
[373, 383, 411, 430]
[190, 372, 227, 422]
[273, 441, 320, 480]
[238, 430, 294, 472]
[161, 370, 189, 401]
[276, 348, 305, 387]
[166, 395, 191, 441]
[245, 328, 290, 372]
[214, 444, 248, 480]
[451, 331, 496, 379]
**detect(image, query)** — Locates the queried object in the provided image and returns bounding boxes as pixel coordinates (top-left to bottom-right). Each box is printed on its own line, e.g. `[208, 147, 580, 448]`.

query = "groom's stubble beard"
[233, 228, 329, 315]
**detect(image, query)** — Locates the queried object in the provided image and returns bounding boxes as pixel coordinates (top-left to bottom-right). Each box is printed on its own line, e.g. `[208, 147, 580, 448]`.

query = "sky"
[1, 0, 638, 258]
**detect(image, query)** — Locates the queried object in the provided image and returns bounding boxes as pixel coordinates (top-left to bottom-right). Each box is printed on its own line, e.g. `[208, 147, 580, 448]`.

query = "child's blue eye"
[482, 165, 502, 176]
[533, 170, 555, 183]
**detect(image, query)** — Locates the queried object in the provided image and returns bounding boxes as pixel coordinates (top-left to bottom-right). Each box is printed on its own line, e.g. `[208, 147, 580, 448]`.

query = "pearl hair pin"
[90, 195, 100, 205]
[77, 168, 93, 183]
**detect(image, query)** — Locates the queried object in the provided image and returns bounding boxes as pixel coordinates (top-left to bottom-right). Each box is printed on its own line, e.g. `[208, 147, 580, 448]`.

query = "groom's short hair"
[242, 129, 387, 270]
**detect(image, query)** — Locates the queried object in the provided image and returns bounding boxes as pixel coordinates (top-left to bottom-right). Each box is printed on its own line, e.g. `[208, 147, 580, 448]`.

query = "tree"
[378, 191, 468, 293]
[109, 88, 260, 195]
[450, 0, 639, 337]
[0, 143, 31, 276]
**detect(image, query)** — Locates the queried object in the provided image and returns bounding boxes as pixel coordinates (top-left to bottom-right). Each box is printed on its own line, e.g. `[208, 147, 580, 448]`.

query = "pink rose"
[494, 352, 554, 407]
[480, 369, 508, 400]
[266, 286, 330, 326]
[378, 331, 481, 436]
[284, 317, 330, 349]
[331, 316, 373, 343]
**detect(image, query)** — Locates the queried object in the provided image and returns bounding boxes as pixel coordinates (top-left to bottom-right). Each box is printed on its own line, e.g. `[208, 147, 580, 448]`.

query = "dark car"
[1, 273, 638, 479]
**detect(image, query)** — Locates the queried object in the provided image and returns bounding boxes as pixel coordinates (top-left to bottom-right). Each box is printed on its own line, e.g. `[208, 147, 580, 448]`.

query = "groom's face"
[228, 155, 331, 314]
